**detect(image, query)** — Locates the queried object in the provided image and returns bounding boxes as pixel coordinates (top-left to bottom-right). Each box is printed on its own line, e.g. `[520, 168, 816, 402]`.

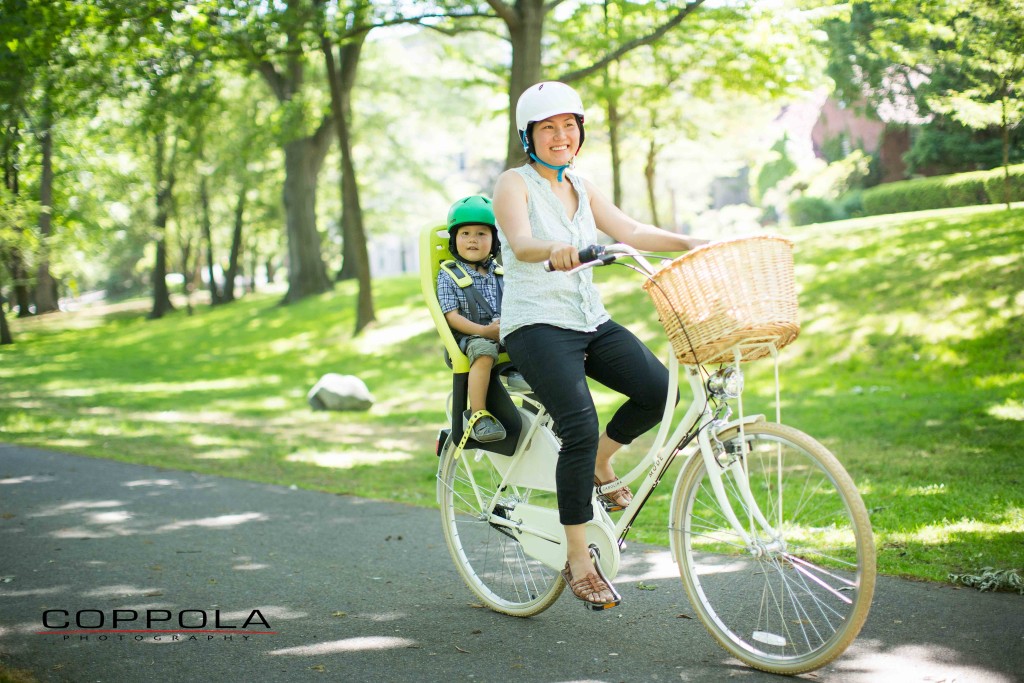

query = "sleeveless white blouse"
[497, 165, 610, 342]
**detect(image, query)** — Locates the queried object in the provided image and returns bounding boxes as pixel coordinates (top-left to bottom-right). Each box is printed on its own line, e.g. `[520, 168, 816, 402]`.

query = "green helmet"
[446, 195, 500, 261]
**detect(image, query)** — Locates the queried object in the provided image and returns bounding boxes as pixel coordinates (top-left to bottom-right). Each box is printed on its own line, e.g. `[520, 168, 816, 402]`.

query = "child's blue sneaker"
[464, 410, 506, 443]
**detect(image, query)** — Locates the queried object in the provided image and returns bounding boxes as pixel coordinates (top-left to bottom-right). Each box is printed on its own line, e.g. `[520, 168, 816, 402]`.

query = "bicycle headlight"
[707, 367, 744, 399]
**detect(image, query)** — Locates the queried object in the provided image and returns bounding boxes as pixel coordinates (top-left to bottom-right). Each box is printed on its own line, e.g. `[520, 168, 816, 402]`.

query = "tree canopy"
[819, 0, 1024, 174]
[1, 0, 911, 343]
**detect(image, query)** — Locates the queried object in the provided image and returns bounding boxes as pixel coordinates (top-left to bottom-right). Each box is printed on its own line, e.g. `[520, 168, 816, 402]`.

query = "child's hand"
[482, 319, 501, 341]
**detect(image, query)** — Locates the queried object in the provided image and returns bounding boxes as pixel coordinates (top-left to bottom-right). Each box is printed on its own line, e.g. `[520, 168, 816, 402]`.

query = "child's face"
[455, 224, 493, 261]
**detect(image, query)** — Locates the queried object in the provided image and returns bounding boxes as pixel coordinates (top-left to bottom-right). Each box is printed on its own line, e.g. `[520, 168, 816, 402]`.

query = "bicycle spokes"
[671, 423, 875, 674]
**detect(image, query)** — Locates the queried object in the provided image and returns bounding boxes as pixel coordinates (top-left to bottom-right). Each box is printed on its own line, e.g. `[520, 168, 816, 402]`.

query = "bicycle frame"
[448, 244, 782, 572]
[612, 359, 769, 550]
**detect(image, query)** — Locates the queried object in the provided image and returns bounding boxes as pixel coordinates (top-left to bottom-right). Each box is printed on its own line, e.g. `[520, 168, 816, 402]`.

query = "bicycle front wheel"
[438, 441, 564, 617]
[670, 422, 875, 674]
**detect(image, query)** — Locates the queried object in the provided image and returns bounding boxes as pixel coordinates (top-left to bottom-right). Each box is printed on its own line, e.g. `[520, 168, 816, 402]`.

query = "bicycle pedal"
[583, 599, 620, 611]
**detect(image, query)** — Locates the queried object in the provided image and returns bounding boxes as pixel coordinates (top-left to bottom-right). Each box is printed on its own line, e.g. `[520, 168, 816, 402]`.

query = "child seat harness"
[439, 259, 503, 351]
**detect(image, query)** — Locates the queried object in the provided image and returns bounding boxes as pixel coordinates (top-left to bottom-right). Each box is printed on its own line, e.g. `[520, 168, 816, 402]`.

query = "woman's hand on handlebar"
[545, 243, 579, 272]
[543, 244, 608, 272]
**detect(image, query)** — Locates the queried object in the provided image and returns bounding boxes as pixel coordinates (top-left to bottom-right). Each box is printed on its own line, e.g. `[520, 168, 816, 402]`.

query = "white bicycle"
[428, 235, 875, 675]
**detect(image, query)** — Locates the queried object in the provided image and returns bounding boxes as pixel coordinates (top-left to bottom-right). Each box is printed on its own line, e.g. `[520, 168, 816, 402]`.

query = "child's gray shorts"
[462, 336, 500, 364]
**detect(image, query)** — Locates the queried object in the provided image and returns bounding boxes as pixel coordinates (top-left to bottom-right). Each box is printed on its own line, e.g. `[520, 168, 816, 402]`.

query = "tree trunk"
[326, 36, 361, 284]
[0, 271, 12, 345]
[223, 185, 246, 303]
[35, 93, 58, 314]
[201, 175, 221, 304]
[3, 133, 32, 318]
[645, 136, 661, 227]
[180, 238, 194, 316]
[256, 12, 334, 306]
[281, 129, 333, 304]
[1001, 93, 1011, 209]
[504, 0, 546, 168]
[323, 33, 375, 333]
[149, 133, 175, 319]
[9, 252, 32, 317]
[605, 75, 623, 207]
[149, 237, 174, 319]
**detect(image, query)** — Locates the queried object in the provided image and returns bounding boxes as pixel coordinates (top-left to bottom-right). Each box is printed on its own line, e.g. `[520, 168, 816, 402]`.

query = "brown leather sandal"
[594, 476, 633, 512]
[560, 546, 622, 611]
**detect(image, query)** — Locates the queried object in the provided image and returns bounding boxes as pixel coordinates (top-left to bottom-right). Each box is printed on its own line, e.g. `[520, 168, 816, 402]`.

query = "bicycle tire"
[438, 440, 565, 617]
[670, 422, 875, 674]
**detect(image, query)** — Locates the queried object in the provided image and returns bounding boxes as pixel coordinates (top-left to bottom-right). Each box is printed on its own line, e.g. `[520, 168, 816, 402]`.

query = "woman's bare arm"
[493, 170, 581, 271]
[586, 179, 707, 251]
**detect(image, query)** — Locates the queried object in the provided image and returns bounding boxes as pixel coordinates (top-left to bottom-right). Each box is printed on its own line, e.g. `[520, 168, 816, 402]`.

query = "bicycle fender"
[666, 413, 767, 562]
[716, 413, 766, 434]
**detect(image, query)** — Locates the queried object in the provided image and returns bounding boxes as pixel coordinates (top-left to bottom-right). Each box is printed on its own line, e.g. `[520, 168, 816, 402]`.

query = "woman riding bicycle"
[492, 81, 708, 610]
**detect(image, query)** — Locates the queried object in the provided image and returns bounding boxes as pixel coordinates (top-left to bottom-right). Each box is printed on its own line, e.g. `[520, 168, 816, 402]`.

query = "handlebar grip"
[543, 244, 606, 272]
[578, 244, 605, 263]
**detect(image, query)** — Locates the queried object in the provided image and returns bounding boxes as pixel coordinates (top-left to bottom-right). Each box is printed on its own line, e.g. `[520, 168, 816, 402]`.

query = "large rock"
[307, 373, 374, 412]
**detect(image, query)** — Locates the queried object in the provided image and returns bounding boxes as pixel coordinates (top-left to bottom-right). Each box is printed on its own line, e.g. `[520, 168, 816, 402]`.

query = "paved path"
[1, 444, 1022, 683]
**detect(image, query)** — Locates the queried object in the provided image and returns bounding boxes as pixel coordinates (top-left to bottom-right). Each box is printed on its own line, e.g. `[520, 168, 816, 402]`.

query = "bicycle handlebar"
[542, 244, 628, 273]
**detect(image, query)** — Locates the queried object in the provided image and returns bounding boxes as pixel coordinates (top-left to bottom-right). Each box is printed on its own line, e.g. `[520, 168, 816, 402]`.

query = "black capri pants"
[504, 320, 673, 526]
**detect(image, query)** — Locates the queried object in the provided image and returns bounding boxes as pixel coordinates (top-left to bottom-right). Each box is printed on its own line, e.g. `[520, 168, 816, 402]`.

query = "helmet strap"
[529, 153, 572, 182]
[455, 253, 491, 268]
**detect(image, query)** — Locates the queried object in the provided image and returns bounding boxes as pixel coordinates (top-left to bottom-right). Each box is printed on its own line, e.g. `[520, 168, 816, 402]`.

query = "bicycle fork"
[695, 415, 785, 557]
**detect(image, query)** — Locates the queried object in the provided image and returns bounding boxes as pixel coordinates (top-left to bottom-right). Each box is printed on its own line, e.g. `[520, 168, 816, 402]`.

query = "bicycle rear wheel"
[438, 441, 564, 617]
[670, 422, 875, 674]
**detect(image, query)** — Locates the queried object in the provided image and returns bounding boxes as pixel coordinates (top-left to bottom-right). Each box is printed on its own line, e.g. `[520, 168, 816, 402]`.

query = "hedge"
[789, 196, 839, 226]
[984, 166, 1024, 205]
[861, 164, 1024, 216]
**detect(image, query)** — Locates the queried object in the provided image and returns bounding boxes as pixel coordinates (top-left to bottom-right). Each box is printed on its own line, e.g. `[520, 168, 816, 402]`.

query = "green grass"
[2, 204, 1022, 585]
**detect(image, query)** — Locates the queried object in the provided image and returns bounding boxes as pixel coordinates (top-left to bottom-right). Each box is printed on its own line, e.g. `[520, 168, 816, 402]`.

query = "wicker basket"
[642, 236, 800, 365]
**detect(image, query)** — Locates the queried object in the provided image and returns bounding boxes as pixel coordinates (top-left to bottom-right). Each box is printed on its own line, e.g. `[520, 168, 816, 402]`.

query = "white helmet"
[515, 81, 586, 153]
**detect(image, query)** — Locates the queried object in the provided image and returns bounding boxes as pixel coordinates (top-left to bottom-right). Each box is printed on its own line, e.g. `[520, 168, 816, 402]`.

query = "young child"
[436, 195, 506, 443]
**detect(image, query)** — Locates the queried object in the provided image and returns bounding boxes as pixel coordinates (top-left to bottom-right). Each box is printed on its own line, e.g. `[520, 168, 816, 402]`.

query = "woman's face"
[530, 113, 580, 166]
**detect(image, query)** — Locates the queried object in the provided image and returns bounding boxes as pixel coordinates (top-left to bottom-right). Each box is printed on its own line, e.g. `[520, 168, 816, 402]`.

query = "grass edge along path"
[1, 204, 1022, 587]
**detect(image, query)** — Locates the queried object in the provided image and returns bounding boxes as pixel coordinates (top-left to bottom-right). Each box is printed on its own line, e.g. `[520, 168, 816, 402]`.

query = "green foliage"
[836, 189, 865, 218]
[754, 136, 797, 203]
[770, 151, 873, 226]
[984, 166, 1024, 205]
[862, 175, 986, 215]
[819, 133, 849, 164]
[817, 0, 1024, 174]
[904, 115, 1012, 175]
[805, 149, 872, 199]
[788, 196, 838, 226]
[0, 186, 38, 247]
[862, 164, 1024, 216]
[924, 0, 1024, 139]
